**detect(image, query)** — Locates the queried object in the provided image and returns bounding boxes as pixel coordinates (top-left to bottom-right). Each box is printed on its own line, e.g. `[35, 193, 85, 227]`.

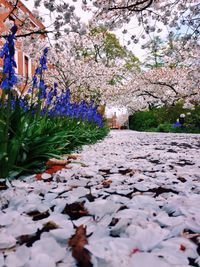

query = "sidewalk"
[0, 130, 200, 267]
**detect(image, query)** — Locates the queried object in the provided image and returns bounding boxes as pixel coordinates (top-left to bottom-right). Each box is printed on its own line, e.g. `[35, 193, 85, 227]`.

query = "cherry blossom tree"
[108, 37, 200, 113]
[89, 0, 200, 44]
[1, 0, 199, 112]
[0, 0, 87, 40]
[1, 0, 199, 45]
[44, 28, 140, 105]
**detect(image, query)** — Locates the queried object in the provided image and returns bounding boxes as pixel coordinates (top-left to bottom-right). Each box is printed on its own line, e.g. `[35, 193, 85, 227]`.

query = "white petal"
[29, 253, 56, 267]
[126, 223, 170, 251]
[49, 228, 74, 242]
[159, 237, 198, 259]
[129, 253, 171, 267]
[31, 237, 66, 262]
[0, 253, 4, 266]
[5, 253, 24, 267]
[0, 210, 20, 226]
[0, 232, 16, 249]
[85, 199, 121, 218]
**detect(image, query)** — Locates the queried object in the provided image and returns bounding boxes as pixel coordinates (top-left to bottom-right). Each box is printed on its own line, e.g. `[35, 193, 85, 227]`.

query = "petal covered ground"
[0, 130, 200, 267]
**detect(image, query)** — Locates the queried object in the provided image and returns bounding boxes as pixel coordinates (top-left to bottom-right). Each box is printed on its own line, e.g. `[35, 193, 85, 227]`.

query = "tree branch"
[138, 90, 160, 99]
[145, 80, 178, 95]
[108, 0, 154, 12]
[1, 29, 52, 39]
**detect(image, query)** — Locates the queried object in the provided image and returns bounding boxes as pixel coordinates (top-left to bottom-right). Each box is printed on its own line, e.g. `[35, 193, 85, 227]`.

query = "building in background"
[107, 112, 118, 129]
[106, 107, 129, 129]
[0, 0, 46, 91]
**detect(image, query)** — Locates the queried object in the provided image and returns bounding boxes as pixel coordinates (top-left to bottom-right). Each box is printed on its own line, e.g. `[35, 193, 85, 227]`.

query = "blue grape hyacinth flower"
[0, 25, 18, 90]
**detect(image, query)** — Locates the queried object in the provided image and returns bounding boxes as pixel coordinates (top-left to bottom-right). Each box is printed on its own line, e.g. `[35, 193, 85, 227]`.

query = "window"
[8, 15, 15, 22]
[4, 15, 16, 30]
[23, 54, 31, 78]
[14, 49, 19, 74]
[24, 55, 29, 78]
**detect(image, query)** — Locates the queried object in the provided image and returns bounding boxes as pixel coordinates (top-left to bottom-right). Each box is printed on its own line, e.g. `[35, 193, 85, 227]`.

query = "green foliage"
[56, 118, 109, 154]
[0, 102, 109, 179]
[153, 101, 186, 124]
[129, 110, 158, 131]
[90, 26, 127, 60]
[185, 106, 200, 129]
[156, 123, 174, 132]
[129, 102, 200, 133]
[103, 32, 127, 61]
[144, 36, 165, 69]
[89, 26, 140, 69]
[90, 26, 107, 36]
[123, 52, 140, 71]
[0, 38, 109, 179]
[108, 74, 124, 85]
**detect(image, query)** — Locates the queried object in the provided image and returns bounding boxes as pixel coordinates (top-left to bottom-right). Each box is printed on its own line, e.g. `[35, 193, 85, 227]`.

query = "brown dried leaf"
[0, 181, 8, 191]
[26, 210, 50, 221]
[177, 176, 187, 183]
[18, 221, 59, 247]
[81, 163, 89, 167]
[181, 231, 200, 239]
[62, 202, 89, 220]
[102, 179, 112, 188]
[65, 154, 81, 160]
[118, 168, 132, 175]
[129, 168, 141, 176]
[42, 221, 59, 231]
[69, 225, 92, 267]
[0, 246, 16, 253]
[99, 168, 111, 174]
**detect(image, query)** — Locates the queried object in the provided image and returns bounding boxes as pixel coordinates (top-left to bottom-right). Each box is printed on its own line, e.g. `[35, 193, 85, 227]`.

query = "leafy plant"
[129, 102, 200, 133]
[0, 26, 108, 179]
[129, 110, 158, 131]
[156, 123, 173, 133]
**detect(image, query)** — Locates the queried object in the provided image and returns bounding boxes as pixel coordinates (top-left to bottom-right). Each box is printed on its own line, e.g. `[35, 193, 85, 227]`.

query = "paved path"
[0, 130, 200, 267]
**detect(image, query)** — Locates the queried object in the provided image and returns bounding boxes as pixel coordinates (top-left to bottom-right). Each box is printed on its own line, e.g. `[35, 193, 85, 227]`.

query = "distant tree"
[107, 36, 200, 113]
[143, 36, 165, 69]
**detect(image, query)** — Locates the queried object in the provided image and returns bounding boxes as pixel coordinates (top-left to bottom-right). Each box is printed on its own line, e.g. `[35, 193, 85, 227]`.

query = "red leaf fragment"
[69, 225, 92, 267]
[132, 248, 140, 254]
[45, 165, 64, 174]
[35, 158, 72, 181]
[180, 244, 186, 251]
[46, 159, 69, 167]
[35, 173, 42, 180]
